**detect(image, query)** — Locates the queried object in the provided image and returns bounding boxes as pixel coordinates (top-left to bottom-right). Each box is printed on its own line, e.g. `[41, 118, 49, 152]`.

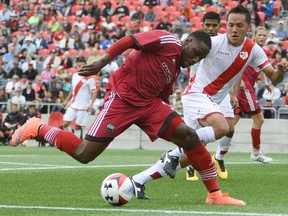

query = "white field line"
[0, 205, 288, 216]
[1, 161, 288, 172]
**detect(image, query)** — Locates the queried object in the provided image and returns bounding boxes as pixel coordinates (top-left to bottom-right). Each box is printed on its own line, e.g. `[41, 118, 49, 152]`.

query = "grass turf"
[0, 147, 288, 216]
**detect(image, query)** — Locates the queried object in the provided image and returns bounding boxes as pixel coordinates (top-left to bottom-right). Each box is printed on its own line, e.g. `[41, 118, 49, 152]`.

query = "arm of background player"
[258, 71, 272, 93]
[229, 76, 242, 109]
[262, 60, 288, 84]
[87, 90, 97, 112]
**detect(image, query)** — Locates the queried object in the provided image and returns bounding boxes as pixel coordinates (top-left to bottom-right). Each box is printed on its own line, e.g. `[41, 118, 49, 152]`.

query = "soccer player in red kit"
[12, 30, 246, 205]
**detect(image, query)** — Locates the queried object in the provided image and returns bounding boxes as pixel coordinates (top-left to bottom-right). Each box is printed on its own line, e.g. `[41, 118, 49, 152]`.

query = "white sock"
[132, 160, 168, 185]
[167, 147, 186, 158]
[63, 126, 72, 132]
[74, 129, 82, 138]
[252, 149, 260, 156]
[215, 136, 232, 160]
[196, 126, 216, 145]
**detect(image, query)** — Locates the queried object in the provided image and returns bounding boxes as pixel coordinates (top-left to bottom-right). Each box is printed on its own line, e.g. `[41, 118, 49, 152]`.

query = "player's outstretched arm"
[263, 60, 288, 84]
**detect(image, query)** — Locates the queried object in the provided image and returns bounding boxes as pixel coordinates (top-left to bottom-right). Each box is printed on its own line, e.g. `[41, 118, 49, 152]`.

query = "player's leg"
[250, 111, 273, 163]
[63, 107, 75, 132]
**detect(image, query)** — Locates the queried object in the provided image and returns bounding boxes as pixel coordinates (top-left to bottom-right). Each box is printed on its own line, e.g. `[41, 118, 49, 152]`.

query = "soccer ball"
[100, 173, 134, 206]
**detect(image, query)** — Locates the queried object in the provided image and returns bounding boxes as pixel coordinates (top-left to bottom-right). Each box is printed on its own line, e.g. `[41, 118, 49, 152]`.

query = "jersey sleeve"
[250, 44, 271, 72]
[131, 30, 182, 56]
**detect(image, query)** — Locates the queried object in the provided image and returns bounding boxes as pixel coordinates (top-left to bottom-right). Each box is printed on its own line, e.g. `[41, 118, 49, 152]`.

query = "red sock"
[39, 125, 82, 156]
[251, 128, 261, 150]
[184, 144, 219, 192]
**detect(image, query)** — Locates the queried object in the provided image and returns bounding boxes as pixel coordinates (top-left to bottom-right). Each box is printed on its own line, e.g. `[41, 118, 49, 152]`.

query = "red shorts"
[234, 87, 261, 116]
[85, 91, 183, 145]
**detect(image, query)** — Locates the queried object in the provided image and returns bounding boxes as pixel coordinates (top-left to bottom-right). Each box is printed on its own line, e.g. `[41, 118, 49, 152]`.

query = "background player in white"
[130, 5, 288, 199]
[62, 59, 97, 138]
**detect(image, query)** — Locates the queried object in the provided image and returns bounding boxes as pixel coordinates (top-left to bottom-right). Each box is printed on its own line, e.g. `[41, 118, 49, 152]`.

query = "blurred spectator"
[254, 78, 265, 99]
[275, 20, 287, 41]
[264, 40, 276, 60]
[93, 77, 107, 115]
[86, 48, 101, 64]
[0, 4, 12, 22]
[40, 64, 55, 84]
[179, 1, 193, 22]
[247, 3, 260, 32]
[23, 63, 38, 81]
[28, 8, 41, 28]
[155, 15, 172, 31]
[1, 27, 11, 44]
[102, 1, 115, 18]
[20, 104, 41, 125]
[19, 75, 29, 90]
[73, 34, 85, 50]
[34, 32, 48, 50]
[280, 83, 288, 98]
[260, 0, 274, 21]
[0, 59, 9, 82]
[87, 0, 101, 23]
[263, 99, 275, 118]
[102, 15, 116, 33]
[0, 103, 23, 145]
[265, 30, 280, 45]
[144, 0, 158, 7]
[101, 59, 119, 78]
[11, 87, 26, 110]
[144, 5, 157, 22]
[98, 34, 112, 50]
[170, 89, 183, 116]
[21, 36, 37, 58]
[172, 21, 184, 38]
[114, 0, 130, 19]
[5, 74, 21, 98]
[21, 54, 37, 73]
[272, 52, 283, 69]
[61, 51, 73, 69]
[8, 12, 19, 33]
[32, 74, 42, 93]
[73, 12, 86, 33]
[8, 61, 23, 79]
[85, 29, 99, 48]
[0, 36, 8, 57]
[59, 32, 75, 51]
[61, 16, 72, 33]
[62, 76, 72, 94]
[262, 83, 281, 102]
[55, 65, 68, 80]
[131, 5, 145, 22]
[2, 46, 15, 68]
[8, 37, 22, 56]
[48, 15, 60, 33]
[53, 26, 66, 45]
[58, 0, 72, 17]
[22, 80, 36, 102]
[273, 42, 287, 60]
[0, 87, 8, 112]
[5, 56, 20, 76]
[75, 49, 86, 63]
[43, 49, 61, 69]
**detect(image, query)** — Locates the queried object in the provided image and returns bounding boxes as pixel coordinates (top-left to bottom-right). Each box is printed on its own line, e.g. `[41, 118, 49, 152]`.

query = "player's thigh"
[75, 110, 89, 127]
[63, 108, 76, 123]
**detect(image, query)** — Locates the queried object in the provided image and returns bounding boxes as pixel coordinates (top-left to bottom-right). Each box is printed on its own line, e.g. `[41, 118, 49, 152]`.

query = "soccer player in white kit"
[130, 5, 288, 199]
[62, 59, 97, 138]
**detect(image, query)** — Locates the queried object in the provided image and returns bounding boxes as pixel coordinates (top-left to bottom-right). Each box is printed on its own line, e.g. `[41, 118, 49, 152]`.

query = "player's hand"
[230, 95, 239, 109]
[78, 61, 101, 76]
[265, 84, 273, 93]
[277, 60, 288, 73]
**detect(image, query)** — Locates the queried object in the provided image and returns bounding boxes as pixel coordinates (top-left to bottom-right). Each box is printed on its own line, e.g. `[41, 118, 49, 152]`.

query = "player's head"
[226, 5, 252, 46]
[180, 31, 211, 68]
[253, 26, 268, 47]
[76, 58, 87, 68]
[202, 11, 220, 36]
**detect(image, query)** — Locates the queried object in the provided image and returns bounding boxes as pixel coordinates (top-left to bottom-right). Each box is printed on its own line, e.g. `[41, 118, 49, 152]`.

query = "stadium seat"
[227, 1, 239, 8]
[165, 6, 176, 14]
[190, 17, 202, 25]
[205, 6, 218, 12]
[257, 12, 266, 26]
[273, 1, 282, 16]
[282, 41, 288, 50]
[153, 5, 163, 13]
[96, 49, 106, 56]
[48, 43, 56, 51]
[71, 5, 83, 15]
[48, 112, 64, 129]
[67, 15, 77, 23]
[38, 49, 50, 57]
[82, 16, 92, 26]
[83, 49, 92, 57]
[69, 49, 79, 57]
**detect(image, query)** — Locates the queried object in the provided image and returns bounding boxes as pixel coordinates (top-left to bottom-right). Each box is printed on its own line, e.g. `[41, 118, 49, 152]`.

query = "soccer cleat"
[212, 155, 228, 180]
[206, 190, 246, 206]
[129, 176, 150, 200]
[160, 151, 179, 179]
[186, 166, 199, 181]
[251, 153, 273, 164]
[11, 117, 45, 146]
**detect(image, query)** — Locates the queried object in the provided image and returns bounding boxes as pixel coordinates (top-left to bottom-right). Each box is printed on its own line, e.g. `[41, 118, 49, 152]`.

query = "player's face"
[181, 39, 210, 68]
[226, 13, 251, 46]
[202, 19, 220, 36]
[254, 29, 267, 47]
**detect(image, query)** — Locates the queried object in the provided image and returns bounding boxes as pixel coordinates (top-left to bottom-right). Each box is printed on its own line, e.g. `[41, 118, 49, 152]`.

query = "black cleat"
[129, 176, 150, 200]
[160, 151, 179, 179]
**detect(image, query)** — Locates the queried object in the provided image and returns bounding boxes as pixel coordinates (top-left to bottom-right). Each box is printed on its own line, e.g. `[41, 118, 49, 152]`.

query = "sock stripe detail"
[198, 167, 217, 181]
[44, 128, 61, 146]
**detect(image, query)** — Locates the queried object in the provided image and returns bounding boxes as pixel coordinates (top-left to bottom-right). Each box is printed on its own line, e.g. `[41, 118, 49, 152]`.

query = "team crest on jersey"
[106, 124, 115, 134]
[240, 52, 248, 60]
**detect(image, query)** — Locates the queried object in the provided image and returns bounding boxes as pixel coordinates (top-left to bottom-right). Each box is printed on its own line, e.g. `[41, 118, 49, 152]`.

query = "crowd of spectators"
[0, 0, 287, 123]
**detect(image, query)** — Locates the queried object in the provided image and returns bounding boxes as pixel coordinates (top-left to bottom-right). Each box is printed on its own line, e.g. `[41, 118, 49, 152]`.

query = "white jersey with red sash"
[183, 34, 270, 104]
[70, 73, 96, 110]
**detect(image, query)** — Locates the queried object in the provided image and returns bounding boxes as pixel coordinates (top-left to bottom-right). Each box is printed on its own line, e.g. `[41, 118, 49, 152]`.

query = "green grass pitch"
[0, 147, 288, 216]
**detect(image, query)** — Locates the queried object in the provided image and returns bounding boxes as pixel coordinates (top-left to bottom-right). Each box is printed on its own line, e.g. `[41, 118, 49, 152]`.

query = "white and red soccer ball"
[100, 173, 134, 206]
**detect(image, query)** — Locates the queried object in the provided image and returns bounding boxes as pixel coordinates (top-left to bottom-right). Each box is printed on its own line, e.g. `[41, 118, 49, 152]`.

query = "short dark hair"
[189, 30, 212, 49]
[202, 11, 220, 23]
[227, 4, 251, 24]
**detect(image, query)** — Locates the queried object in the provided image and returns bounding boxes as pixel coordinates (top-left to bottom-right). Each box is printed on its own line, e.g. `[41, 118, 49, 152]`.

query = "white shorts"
[182, 93, 234, 130]
[63, 107, 89, 127]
